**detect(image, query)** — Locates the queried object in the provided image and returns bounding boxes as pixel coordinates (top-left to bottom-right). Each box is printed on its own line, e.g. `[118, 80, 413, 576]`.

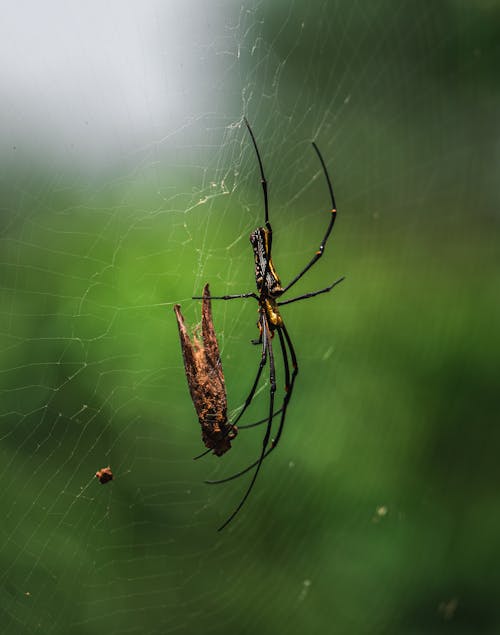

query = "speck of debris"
[298, 579, 312, 602]
[322, 346, 333, 361]
[438, 597, 458, 620]
[95, 466, 113, 485]
[372, 505, 388, 523]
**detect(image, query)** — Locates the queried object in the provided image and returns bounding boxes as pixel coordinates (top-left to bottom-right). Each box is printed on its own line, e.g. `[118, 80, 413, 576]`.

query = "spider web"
[1, 1, 499, 634]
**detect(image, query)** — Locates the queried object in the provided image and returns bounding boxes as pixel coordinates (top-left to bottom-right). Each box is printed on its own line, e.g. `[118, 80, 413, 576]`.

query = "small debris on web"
[298, 579, 312, 602]
[438, 597, 458, 620]
[372, 505, 388, 523]
[95, 466, 113, 484]
[322, 346, 333, 361]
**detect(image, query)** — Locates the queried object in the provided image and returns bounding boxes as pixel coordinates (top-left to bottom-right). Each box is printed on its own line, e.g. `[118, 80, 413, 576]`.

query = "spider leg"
[193, 447, 215, 460]
[277, 327, 290, 398]
[278, 276, 345, 306]
[230, 315, 268, 428]
[216, 320, 277, 531]
[192, 292, 257, 301]
[206, 323, 298, 485]
[282, 142, 338, 295]
[262, 323, 298, 454]
[237, 407, 283, 430]
[244, 117, 269, 228]
[193, 406, 285, 461]
[251, 319, 263, 346]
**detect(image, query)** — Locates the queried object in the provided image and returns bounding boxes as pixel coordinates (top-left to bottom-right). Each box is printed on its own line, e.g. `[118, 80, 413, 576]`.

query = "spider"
[194, 118, 344, 530]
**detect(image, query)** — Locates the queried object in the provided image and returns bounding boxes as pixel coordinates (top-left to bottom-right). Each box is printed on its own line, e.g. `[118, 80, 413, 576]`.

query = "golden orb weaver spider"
[194, 118, 344, 530]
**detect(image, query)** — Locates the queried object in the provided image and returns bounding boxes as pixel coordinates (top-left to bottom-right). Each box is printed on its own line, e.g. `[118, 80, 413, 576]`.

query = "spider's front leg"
[192, 291, 258, 301]
[281, 141, 339, 295]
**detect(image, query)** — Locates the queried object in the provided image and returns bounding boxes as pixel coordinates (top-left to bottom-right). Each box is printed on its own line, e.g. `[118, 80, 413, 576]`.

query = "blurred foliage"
[1, 1, 499, 634]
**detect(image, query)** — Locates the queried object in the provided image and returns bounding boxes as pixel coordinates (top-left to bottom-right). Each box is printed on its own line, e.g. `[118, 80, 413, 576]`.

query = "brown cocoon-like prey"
[174, 283, 237, 456]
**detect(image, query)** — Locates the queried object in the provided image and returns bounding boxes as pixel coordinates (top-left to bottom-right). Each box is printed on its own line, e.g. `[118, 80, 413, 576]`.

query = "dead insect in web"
[95, 466, 113, 484]
[174, 283, 237, 456]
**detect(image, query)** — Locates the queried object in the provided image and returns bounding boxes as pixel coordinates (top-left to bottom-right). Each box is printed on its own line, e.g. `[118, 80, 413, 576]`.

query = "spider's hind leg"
[205, 323, 298, 485]
[251, 319, 263, 345]
[215, 320, 277, 531]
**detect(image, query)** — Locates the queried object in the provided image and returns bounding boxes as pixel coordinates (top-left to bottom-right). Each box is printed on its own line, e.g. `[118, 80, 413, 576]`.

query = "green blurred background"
[1, 1, 499, 633]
